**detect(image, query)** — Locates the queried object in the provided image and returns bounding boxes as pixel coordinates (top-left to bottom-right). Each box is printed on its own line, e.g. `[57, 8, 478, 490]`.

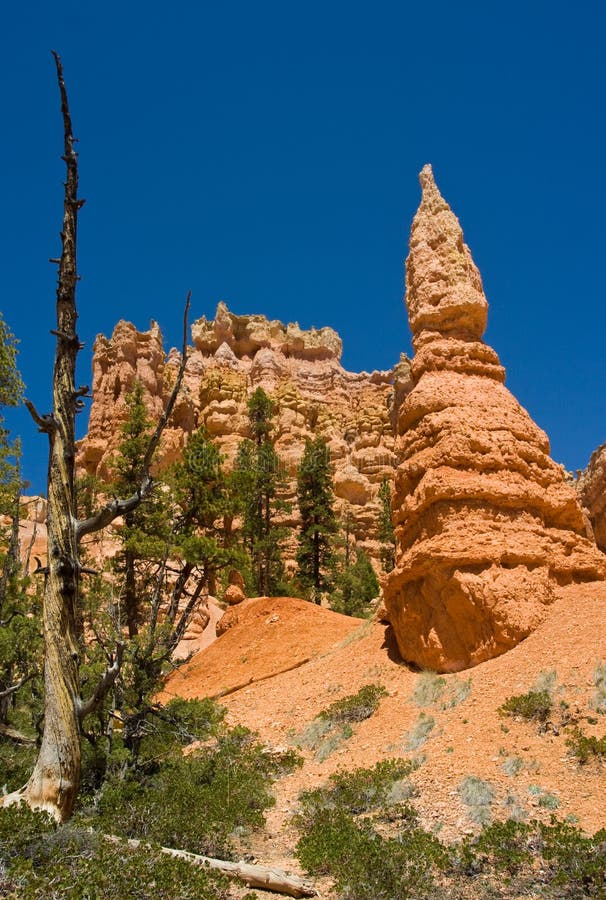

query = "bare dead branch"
[24, 399, 55, 433]
[0, 724, 36, 745]
[77, 642, 124, 722]
[31, 556, 49, 576]
[0, 673, 34, 701]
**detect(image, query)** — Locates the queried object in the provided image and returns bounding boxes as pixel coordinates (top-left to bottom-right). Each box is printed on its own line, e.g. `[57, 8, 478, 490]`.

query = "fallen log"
[103, 834, 317, 897]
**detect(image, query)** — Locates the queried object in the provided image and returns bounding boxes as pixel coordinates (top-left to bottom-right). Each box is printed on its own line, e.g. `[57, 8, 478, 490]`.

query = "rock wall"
[383, 165, 606, 673]
[577, 443, 606, 553]
[77, 303, 412, 566]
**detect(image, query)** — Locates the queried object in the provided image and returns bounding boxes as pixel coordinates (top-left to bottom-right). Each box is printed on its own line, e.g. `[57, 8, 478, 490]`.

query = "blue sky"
[3, 0, 606, 493]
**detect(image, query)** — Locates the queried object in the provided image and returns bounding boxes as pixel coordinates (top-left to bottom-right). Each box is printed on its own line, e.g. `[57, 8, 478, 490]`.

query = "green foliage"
[0, 317, 42, 729]
[294, 757, 606, 900]
[498, 689, 553, 723]
[566, 726, 606, 763]
[79, 722, 298, 861]
[295, 437, 337, 602]
[538, 818, 606, 894]
[319, 684, 387, 723]
[292, 685, 387, 761]
[295, 762, 447, 900]
[410, 671, 472, 712]
[299, 759, 418, 817]
[466, 818, 534, 876]
[0, 804, 228, 899]
[0, 313, 23, 409]
[330, 550, 379, 618]
[377, 476, 396, 572]
[234, 389, 289, 596]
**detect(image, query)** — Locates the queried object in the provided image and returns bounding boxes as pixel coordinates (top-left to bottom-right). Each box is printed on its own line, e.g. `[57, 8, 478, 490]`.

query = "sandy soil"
[163, 584, 606, 893]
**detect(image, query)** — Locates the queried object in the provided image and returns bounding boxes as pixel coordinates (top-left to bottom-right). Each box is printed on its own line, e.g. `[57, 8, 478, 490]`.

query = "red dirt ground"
[163, 585, 606, 890]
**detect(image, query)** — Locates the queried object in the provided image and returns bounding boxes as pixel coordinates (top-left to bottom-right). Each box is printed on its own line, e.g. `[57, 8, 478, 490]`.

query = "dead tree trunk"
[2, 53, 189, 822]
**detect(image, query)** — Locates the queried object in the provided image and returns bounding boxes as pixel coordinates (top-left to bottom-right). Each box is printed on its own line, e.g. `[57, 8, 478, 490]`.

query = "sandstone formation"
[223, 570, 246, 605]
[577, 443, 606, 553]
[77, 303, 410, 566]
[383, 165, 606, 673]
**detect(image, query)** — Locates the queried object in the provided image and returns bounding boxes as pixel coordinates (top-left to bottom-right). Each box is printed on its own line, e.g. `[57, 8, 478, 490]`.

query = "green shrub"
[319, 684, 387, 723]
[566, 726, 606, 764]
[411, 672, 471, 709]
[539, 818, 606, 894]
[292, 685, 387, 761]
[78, 725, 300, 860]
[299, 759, 418, 817]
[527, 784, 560, 810]
[501, 755, 523, 776]
[470, 818, 534, 875]
[498, 690, 552, 723]
[296, 762, 447, 900]
[0, 805, 228, 899]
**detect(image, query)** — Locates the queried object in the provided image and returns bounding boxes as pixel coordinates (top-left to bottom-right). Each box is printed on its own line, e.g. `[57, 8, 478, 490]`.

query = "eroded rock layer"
[577, 443, 606, 553]
[77, 303, 412, 565]
[383, 165, 605, 673]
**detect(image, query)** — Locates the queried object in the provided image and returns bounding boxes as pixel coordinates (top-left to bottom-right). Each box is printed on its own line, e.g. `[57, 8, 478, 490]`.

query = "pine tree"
[331, 549, 379, 618]
[234, 388, 287, 596]
[378, 476, 396, 572]
[109, 381, 171, 637]
[0, 316, 41, 727]
[296, 436, 337, 603]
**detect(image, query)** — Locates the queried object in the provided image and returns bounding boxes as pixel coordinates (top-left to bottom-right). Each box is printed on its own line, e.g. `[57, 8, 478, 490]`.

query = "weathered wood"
[103, 834, 317, 897]
[2, 53, 189, 823]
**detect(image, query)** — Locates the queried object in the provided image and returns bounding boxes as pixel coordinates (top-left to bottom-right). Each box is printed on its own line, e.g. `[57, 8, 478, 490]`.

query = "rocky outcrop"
[77, 304, 407, 567]
[577, 443, 606, 553]
[383, 165, 606, 673]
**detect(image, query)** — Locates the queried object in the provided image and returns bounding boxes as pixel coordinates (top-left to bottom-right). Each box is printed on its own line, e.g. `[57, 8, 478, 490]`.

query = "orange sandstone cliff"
[383, 165, 605, 673]
[76, 305, 412, 565]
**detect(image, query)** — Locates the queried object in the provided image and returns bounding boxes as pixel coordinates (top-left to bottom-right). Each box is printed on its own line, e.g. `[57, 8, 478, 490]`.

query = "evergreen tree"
[109, 380, 171, 637]
[0, 315, 41, 726]
[296, 436, 337, 603]
[378, 477, 396, 572]
[234, 388, 287, 596]
[331, 549, 379, 619]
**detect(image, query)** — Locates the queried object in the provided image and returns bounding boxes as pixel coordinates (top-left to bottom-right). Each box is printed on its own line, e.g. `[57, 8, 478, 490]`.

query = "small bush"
[501, 755, 523, 776]
[528, 784, 560, 810]
[292, 685, 386, 761]
[0, 805, 228, 899]
[296, 761, 447, 900]
[470, 818, 534, 875]
[299, 759, 418, 817]
[458, 776, 495, 825]
[405, 713, 436, 750]
[411, 671, 446, 706]
[319, 684, 387, 724]
[78, 724, 299, 860]
[592, 662, 606, 714]
[498, 689, 552, 723]
[539, 818, 606, 894]
[566, 726, 606, 764]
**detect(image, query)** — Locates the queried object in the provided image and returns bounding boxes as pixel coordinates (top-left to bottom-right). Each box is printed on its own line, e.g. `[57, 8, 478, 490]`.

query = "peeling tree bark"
[2, 53, 189, 822]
